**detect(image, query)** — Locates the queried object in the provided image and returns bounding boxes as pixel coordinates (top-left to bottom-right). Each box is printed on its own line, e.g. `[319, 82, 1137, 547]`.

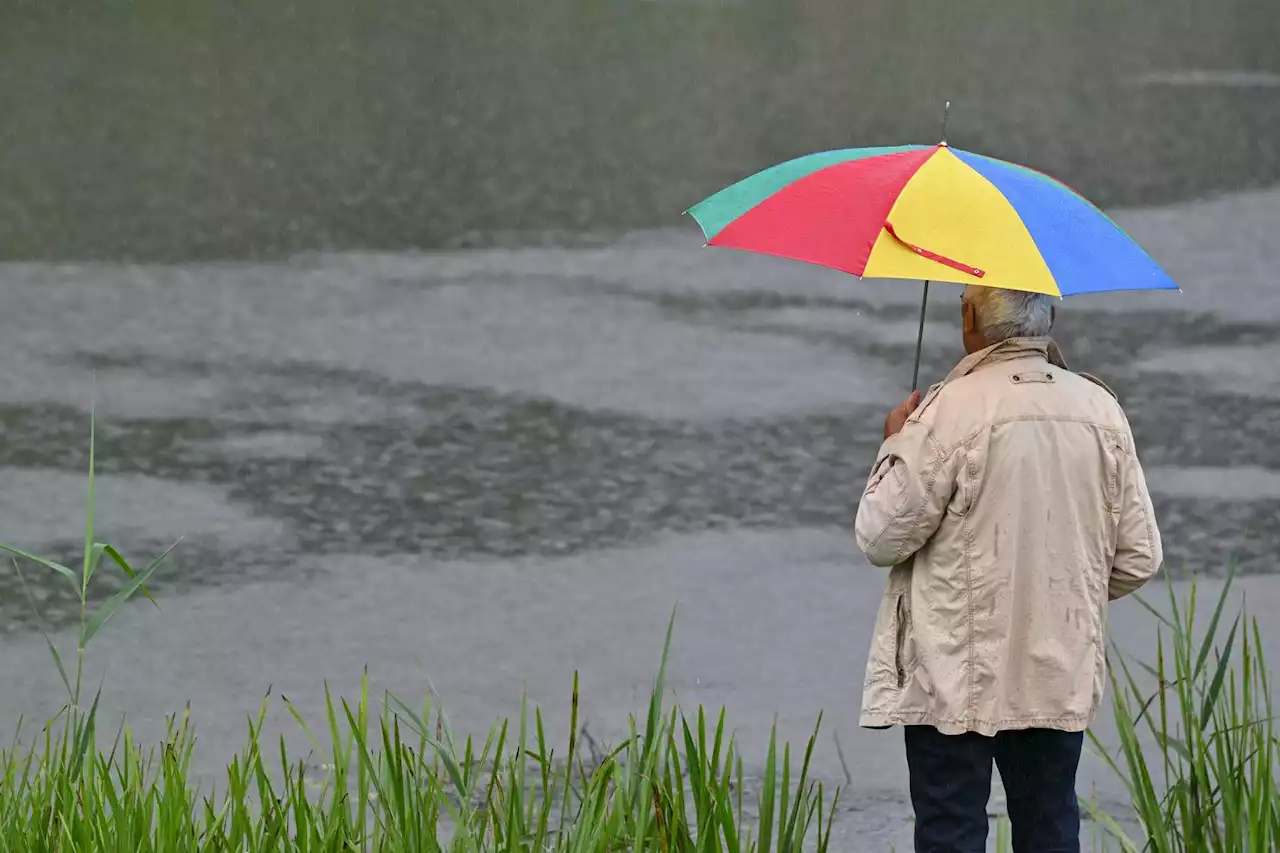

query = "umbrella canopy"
[687, 144, 1179, 297]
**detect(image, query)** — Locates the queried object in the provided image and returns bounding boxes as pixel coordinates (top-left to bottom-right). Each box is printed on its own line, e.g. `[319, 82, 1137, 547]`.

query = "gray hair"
[962, 285, 1055, 342]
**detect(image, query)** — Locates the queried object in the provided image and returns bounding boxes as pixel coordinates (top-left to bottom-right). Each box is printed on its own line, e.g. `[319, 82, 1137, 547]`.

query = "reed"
[1086, 567, 1280, 851]
[0, 415, 841, 853]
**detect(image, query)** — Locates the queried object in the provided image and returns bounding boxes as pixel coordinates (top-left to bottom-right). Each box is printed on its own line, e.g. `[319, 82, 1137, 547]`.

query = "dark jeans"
[904, 725, 1083, 853]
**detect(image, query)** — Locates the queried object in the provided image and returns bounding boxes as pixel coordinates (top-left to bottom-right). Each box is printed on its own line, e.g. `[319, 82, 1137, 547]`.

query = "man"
[854, 285, 1162, 853]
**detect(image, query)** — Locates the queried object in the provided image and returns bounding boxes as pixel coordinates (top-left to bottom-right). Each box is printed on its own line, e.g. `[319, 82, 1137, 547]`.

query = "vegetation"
[1, 421, 1276, 851]
[0, 623, 840, 853]
[1085, 567, 1280, 852]
[0, 420, 842, 852]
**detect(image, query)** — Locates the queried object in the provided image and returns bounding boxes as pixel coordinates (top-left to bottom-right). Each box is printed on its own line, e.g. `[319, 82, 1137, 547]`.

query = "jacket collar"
[942, 336, 1067, 385]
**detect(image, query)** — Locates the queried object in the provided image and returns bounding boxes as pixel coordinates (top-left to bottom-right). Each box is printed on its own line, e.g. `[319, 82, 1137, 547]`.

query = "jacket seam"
[963, 513, 976, 714]
[860, 468, 912, 554]
[937, 424, 986, 458]
[956, 433, 979, 714]
[1129, 445, 1157, 562]
[884, 439, 961, 565]
[860, 710, 1092, 727]
[863, 428, 958, 562]
[890, 455, 944, 565]
[989, 413, 1126, 430]
[930, 410, 1124, 459]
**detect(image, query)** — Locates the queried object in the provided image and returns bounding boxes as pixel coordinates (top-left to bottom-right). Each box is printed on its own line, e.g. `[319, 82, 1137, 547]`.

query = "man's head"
[960, 285, 1056, 354]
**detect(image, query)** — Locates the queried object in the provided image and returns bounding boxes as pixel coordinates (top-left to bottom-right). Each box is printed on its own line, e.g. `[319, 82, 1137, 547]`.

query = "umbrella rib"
[883, 221, 985, 279]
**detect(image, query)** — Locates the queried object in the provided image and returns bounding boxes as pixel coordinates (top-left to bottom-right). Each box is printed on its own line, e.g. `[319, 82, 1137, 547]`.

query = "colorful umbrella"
[687, 139, 1178, 388]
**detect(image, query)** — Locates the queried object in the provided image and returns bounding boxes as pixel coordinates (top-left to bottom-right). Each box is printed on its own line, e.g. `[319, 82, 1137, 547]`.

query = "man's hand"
[884, 390, 922, 439]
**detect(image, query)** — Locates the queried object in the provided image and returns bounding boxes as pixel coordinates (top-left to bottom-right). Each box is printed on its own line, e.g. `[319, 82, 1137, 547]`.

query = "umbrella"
[687, 126, 1178, 390]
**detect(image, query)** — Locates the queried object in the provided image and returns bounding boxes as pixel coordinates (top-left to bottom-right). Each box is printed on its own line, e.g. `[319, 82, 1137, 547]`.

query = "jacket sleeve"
[1108, 426, 1163, 600]
[854, 420, 958, 568]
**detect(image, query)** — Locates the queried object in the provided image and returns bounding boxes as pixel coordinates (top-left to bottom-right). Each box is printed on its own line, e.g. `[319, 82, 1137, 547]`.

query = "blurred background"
[2, 0, 1279, 258]
[1, 0, 1279, 848]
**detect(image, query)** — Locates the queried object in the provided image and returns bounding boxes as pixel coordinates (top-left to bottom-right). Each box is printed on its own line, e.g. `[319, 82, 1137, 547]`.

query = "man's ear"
[1050, 302, 1057, 330]
[962, 300, 977, 334]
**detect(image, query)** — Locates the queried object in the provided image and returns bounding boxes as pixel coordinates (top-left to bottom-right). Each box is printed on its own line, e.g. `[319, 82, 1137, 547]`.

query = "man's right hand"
[884, 390, 922, 439]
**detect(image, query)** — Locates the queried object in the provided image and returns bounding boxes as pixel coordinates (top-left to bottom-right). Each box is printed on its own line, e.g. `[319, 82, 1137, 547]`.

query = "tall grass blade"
[43, 634, 73, 699]
[1192, 566, 1234, 681]
[70, 688, 102, 778]
[82, 402, 96, 593]
[10, 558, 75, 699]
[759, 720, 777, 853]
[100, 544, 161, 609]
[0, 544, 78, 588]
[81, 539, 178, 648]
[1200, 614, 1241, 730]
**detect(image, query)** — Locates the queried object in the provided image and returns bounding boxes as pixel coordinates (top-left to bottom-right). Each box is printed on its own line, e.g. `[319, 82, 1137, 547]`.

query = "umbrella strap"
[883, 222, 986, 279]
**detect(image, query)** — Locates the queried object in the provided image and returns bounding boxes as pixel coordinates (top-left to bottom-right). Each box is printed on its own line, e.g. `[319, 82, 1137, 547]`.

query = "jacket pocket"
[894, 593, 909, 688]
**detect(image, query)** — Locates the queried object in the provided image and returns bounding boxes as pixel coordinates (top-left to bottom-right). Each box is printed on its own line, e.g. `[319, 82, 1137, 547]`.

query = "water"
[1, 0, 1280, 259]
[0, 186, 1278, 849]
[2, 0, 1280, 848]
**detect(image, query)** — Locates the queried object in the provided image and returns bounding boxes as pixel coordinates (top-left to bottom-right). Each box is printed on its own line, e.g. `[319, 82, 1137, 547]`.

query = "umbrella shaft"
[911, 280, 931, 391]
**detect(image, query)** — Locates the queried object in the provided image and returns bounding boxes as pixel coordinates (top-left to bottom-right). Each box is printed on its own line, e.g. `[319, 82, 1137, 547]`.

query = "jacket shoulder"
[913, 373, 990, 441]
[1077, 372, 1118, 400]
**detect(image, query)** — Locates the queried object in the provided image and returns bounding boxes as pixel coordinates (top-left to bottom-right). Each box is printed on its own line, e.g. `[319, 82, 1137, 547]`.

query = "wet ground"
[0, 183, 1278, 848]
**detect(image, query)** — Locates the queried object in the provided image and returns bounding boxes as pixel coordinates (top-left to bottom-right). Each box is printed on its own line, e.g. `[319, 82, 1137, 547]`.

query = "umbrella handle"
[910, 280, 930, 392]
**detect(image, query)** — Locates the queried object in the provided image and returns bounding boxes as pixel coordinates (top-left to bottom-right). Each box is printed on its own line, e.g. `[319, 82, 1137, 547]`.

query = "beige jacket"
[854, 338, 1161, 735]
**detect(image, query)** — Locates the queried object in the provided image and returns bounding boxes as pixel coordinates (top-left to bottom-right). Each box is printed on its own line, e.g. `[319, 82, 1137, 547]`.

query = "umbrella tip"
[940, 100, 951, 145]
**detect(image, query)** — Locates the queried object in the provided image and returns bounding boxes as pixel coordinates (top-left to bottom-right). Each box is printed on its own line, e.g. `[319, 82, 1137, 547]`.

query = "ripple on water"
[2, 232, 1279, 638]
[0, 466, 298, 632]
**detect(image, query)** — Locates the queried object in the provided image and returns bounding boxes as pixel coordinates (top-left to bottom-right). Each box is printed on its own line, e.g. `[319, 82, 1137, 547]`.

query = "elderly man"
[854, 285, 1162, 853]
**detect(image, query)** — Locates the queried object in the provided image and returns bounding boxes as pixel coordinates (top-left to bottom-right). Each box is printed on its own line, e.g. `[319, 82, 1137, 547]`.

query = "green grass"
[2, 416, 1277, 851]
[0, 622, 842, 853]
[1084, 567, 1280, 852]
[0, 414, 843, 852]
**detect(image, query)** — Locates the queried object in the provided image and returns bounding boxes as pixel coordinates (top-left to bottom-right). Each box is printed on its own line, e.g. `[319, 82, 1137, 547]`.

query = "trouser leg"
[992, 728, 1084, 853]
[903, 725, 994, 853]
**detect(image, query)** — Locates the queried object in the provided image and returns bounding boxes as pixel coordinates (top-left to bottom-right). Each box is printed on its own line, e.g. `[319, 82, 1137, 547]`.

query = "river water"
[1, 184, 1280, 848]
[3, 0, 1280, 849]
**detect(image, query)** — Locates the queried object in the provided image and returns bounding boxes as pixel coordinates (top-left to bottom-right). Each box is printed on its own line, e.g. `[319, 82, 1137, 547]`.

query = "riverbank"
[3, 525, 1274, 849]
[0, 512, 1269, 852]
